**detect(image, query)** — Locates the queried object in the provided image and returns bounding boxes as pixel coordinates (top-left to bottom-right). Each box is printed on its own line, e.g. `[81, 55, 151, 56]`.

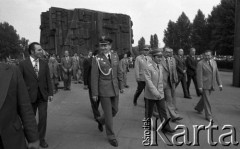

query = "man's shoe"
[162, 127, 176, 134]
[108, 139, 118, 147]
[125, 85, 129, 88]
[194, 107, 202, 114]
[171, 117, 183, 122]
[40, 140, 48, 148]
[184, 96, 192, 99]
[96, 119, 103, 132]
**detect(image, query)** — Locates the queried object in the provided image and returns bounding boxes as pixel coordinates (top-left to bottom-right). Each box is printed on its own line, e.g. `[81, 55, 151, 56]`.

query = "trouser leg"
[156, 99, 171, 129]
[195, 95, 204, 112]
[187, 74, 192, 95]
[164, 87, 179, 119]
[193, 75, 201, 96]
[133, 81, 145, 103]
[37, 102, 48, 141]
[100, 96, 119, 140]
[181, 74, 189, 97]
[202, 90, 212, 119]
[88, 88, 100, 119]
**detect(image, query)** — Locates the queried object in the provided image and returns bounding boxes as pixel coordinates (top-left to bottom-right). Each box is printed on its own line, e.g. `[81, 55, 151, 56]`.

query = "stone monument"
[40, 7, 134, 56]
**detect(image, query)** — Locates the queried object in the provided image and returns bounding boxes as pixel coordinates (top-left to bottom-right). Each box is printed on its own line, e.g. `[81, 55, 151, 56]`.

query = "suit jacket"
[144, 60, 164, 100]
[0, 63, 38, 149]
[175, 55, 187, 78]
[61, 56, 73, 70]
[196, 59, 222, 90]
[91, 52, 123, 97]
[134, 55, 152, 81]
[83, 57, 92, 87]
[186, 55, 198, 76]
[119, 58, 129, 73]
[161, 57, 178, 89]
[72, 56, 80, 70]
[19, 57, 53, 103]
[48, 59, 59, 78]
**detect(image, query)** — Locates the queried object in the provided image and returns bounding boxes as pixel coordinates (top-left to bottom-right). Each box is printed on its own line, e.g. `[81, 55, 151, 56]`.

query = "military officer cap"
[150, 48, 163, 56]
[99, 36, 113, 45]
[140, 45, 150, 51]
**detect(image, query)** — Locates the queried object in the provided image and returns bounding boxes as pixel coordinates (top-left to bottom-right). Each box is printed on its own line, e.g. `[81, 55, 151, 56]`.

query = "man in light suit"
[19, 42, 53, 148]
[194, 50, 223, 121]
[91, 36, 124, 147]
[0, 62, 39, 149]
[119, 53, 129, 88]
[175, 49, 191, 99]
[161, 47, 183, 122]
[144, 48, 175, 134]
[133, 46, 152, 106]
[61, 50, 73, 90]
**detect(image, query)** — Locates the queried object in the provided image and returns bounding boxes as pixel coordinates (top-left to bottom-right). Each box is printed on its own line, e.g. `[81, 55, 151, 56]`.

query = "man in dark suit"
[83, 50, 102, 131]
[91, 36, 124, 147]
[186, 48, 201, 97]
[19, 42, 53, 148]
[0, 62, 39, 149]
[61, 50, 73, 90]
[175, 49, 191, 99]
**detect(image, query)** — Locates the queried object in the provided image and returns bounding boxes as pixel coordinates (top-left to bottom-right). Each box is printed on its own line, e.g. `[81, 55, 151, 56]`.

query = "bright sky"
[0, 0, 221, 47]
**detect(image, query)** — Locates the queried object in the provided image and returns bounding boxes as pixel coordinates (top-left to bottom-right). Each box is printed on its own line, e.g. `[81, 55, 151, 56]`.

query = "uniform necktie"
[34, 59, 39, 77]
[108, 54, 111, 64]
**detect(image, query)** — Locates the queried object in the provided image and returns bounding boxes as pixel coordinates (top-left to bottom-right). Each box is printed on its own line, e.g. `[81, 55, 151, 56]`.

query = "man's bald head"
[178, 49, 184, 56]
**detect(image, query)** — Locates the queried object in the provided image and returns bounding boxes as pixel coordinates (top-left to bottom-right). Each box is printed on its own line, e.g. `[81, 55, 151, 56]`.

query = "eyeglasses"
[154, 55, 163, 58]
[143, 49, 149, 51]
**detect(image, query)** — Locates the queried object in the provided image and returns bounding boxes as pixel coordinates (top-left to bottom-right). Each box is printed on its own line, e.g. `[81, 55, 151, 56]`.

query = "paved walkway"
[45, 69, 240, 149]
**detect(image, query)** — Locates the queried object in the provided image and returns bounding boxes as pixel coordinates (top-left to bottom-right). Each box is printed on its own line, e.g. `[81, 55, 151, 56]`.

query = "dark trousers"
[0, 136, 3, 149]
[176, 74, 189, 97]
[98, 96, 119, 140]
[145, 98, 170, 129]
[63, 73, 71, 89]
[133, 81, 145, 103]
[88, 87, 100, 120]
[187, 74, 201, 96]
[31, 90, 48, 141]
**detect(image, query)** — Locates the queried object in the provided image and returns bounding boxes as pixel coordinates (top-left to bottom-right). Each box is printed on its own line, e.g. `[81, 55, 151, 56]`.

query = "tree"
[150, 35, 154, 49]
[153, 34, 159, 49]
[138, 37, 145, 51]
[163, 20, 178, 50]
[0, 22, 22, 59]
[191, 9, 208, 55]
[175, 12, 192, 54]
[207, 0, 235, 55]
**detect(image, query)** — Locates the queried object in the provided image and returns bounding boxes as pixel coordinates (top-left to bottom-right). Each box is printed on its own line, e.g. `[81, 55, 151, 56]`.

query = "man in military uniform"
[119, 53, 129, 88]
[91, 36, 124, 147]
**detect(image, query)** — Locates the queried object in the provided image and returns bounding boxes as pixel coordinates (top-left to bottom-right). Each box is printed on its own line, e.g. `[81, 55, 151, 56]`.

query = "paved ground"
[45, 69, 240, 149]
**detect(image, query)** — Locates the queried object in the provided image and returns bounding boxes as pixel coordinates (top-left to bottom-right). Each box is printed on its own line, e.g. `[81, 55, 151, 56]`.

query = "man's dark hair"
[28, 42, 40, 55]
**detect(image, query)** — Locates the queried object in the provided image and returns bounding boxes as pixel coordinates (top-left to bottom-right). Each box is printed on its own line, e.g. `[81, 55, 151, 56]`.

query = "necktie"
[157, 64, 159, 70]
[208, 60, 213, 70]
[34, 60, 39, 77]
[108, 54, 111, 64]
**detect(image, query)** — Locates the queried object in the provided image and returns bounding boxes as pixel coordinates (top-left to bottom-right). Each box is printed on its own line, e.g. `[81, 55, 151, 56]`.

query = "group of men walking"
[0, 36, 223, 148]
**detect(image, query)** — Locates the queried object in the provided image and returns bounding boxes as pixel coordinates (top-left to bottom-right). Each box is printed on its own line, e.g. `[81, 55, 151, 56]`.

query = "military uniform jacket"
[134, 55, 152, 81]
[91, 52, 123, 97]
[144, 60, 164, 100]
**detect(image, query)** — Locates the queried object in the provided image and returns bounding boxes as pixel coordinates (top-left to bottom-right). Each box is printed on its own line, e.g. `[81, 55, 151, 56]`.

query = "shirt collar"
[30, 56, 39, 63]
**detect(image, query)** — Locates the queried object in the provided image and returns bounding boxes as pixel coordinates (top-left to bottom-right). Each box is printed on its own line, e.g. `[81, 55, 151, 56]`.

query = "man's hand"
[183, 70, 186, 73]
[92, 96, 98, 102]
[219, 85, 223, 91]
[28, 140, 39, 149]
[64, 68, 67, 73]
[199, 88, 203, 94]
[120, 89, 124, 93]
[48, 96, 53, 102]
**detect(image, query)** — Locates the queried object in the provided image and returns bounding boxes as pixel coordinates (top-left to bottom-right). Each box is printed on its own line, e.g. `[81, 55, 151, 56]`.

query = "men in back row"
[175, 49, 191, 99]
[61, 50, 73, 90]
[161, 47, 183, 122]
